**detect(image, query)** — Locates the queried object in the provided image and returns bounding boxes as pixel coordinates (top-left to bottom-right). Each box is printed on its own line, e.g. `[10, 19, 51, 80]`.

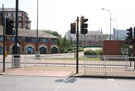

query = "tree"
[43, 30, 61, 38]
[43, 30, 62, 53]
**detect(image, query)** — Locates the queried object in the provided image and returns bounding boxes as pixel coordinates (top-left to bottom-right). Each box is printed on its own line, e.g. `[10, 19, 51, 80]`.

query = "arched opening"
[40, 47, 46, 54]
[26, 46, 34, 54]
[0, 46, 3, 55]
[51, 47, 58, 54]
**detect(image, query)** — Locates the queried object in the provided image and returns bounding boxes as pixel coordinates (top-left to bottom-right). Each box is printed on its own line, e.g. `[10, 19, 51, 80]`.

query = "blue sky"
[1, 0, 135, 36]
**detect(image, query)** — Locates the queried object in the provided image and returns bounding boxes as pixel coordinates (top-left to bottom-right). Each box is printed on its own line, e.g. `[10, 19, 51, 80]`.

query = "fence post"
[64, 54, 66, 67]
[84, 55, 86, 74]
[104, 56, 107, 76]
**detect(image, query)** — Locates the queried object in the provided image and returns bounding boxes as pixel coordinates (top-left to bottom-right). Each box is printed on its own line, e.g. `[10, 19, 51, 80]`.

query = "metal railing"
[84, 55, 135, 77]
[0, 53, 78, 70]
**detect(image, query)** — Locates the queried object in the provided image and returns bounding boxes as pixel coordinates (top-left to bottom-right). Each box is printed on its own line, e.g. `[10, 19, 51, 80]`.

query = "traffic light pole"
[76, 17, 79, 74]
[12, 0, 21, 68]
[2, 4, 5, 72]
[133, 27, 135, 69]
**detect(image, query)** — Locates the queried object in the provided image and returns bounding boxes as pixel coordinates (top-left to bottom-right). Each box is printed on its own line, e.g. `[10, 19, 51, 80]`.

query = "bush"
[84, 49, 103, 55]
[84, 50, 96, 55]
[96, 50, 103, 55]
[78, 47, 84, 52]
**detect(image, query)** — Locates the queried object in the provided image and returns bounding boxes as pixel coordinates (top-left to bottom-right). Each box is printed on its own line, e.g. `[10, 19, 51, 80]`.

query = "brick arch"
[25, 45, 35, 54]
[51, 45, 58, 49]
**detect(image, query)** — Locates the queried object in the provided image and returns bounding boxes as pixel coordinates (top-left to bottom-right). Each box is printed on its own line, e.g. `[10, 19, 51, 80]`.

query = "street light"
[36, 0, 39, 55]
[111, 19, 118, 40]
[102, 8, 112, 40]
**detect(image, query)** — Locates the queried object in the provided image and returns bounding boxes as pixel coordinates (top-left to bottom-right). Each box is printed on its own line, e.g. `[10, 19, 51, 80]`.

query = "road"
[0, 75, 135, 91]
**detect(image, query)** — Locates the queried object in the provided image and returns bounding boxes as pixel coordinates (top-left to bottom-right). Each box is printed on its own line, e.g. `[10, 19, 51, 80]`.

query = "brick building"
[103, 40, 128, 55]
[0, 8, 59, 54]
[0, 8, 31, 29]
[0, 26, 59, 54]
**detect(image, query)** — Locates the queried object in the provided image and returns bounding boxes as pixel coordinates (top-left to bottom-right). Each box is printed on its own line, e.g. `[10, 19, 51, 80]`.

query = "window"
[19, 17, 22, 21]
[8, 12, 11, 16]
[18, 37, 22, 42]
[18, 12, 22, 16]
[51, 39, 56, 43]
[39, 38, 48, 43]
[43, 38, 48, 43]
[25, 37, 35, 42]
[19, 23, 21, 27]
[98, 36, 102, 39]
[0, 37, 3, 42]
[10, 37, 15, 42]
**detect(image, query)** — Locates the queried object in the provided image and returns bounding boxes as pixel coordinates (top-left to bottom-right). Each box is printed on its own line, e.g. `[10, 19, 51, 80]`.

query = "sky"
[1, 0, 135, 37]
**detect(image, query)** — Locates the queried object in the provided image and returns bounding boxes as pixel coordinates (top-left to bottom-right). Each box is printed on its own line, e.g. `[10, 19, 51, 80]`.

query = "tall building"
[113, 28, 127, 40]
[0, 8, 31, 29]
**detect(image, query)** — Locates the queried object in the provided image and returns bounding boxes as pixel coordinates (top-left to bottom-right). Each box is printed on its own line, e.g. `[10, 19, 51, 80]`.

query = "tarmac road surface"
[0, 75, 135, 91]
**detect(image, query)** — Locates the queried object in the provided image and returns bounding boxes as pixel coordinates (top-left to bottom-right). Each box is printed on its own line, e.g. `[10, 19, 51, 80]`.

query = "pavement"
[0, 66, 82, 77]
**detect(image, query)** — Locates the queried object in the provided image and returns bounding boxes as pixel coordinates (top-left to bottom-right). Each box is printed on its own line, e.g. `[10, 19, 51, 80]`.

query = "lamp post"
[111, 19, 118, 40]
[36, 0, 39, 56]
[102, 8, 112, 40]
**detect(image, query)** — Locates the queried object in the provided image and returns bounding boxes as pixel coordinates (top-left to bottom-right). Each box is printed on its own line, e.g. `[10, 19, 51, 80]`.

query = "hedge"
[84, 49, 103, 55]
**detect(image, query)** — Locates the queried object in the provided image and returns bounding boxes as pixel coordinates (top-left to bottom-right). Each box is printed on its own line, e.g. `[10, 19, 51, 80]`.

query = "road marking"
[108, 79, 115, 81]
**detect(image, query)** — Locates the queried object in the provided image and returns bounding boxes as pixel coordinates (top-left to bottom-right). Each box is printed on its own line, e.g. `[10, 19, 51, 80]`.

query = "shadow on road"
[55, 77, 77, 83]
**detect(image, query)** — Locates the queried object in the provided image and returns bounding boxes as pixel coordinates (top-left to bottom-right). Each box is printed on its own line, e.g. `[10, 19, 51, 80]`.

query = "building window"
[8, 12, 11, 16]
[10, 37, 15, 42]
[18, 12, 22, 16]
[19, 23, 22, 27]
[26, 46, 34, 54]
[25, 37, 35, 42]
[51, 39, 57, 43]
[0, 37, 3, 42]
[98, 36, 102, 39]
[0, 46, 3, 55]
[19, 17, 22, 21]
[51, 47, 58, 54]
[40, 47, 46, 54]
[18, 37, 22, 42]
[39, 38, 48, 43]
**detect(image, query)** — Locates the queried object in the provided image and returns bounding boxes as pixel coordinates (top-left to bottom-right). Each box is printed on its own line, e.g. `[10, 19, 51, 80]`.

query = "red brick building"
[0, 26, 59, 54]
[103, 40, 127, 55]
[0, 8, 59, 54]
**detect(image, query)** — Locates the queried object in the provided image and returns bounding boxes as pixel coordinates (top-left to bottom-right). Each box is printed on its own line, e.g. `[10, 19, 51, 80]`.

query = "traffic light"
[80, 16, 88, 34]
[6, 18, 15, 35]
[70, 23, 76, 34]
[125, 27, 133, 44]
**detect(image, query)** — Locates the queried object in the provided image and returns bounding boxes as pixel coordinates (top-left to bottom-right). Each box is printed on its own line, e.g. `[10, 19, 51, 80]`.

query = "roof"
[0, 25, 57, 39]
[0, 8, 23, 12]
